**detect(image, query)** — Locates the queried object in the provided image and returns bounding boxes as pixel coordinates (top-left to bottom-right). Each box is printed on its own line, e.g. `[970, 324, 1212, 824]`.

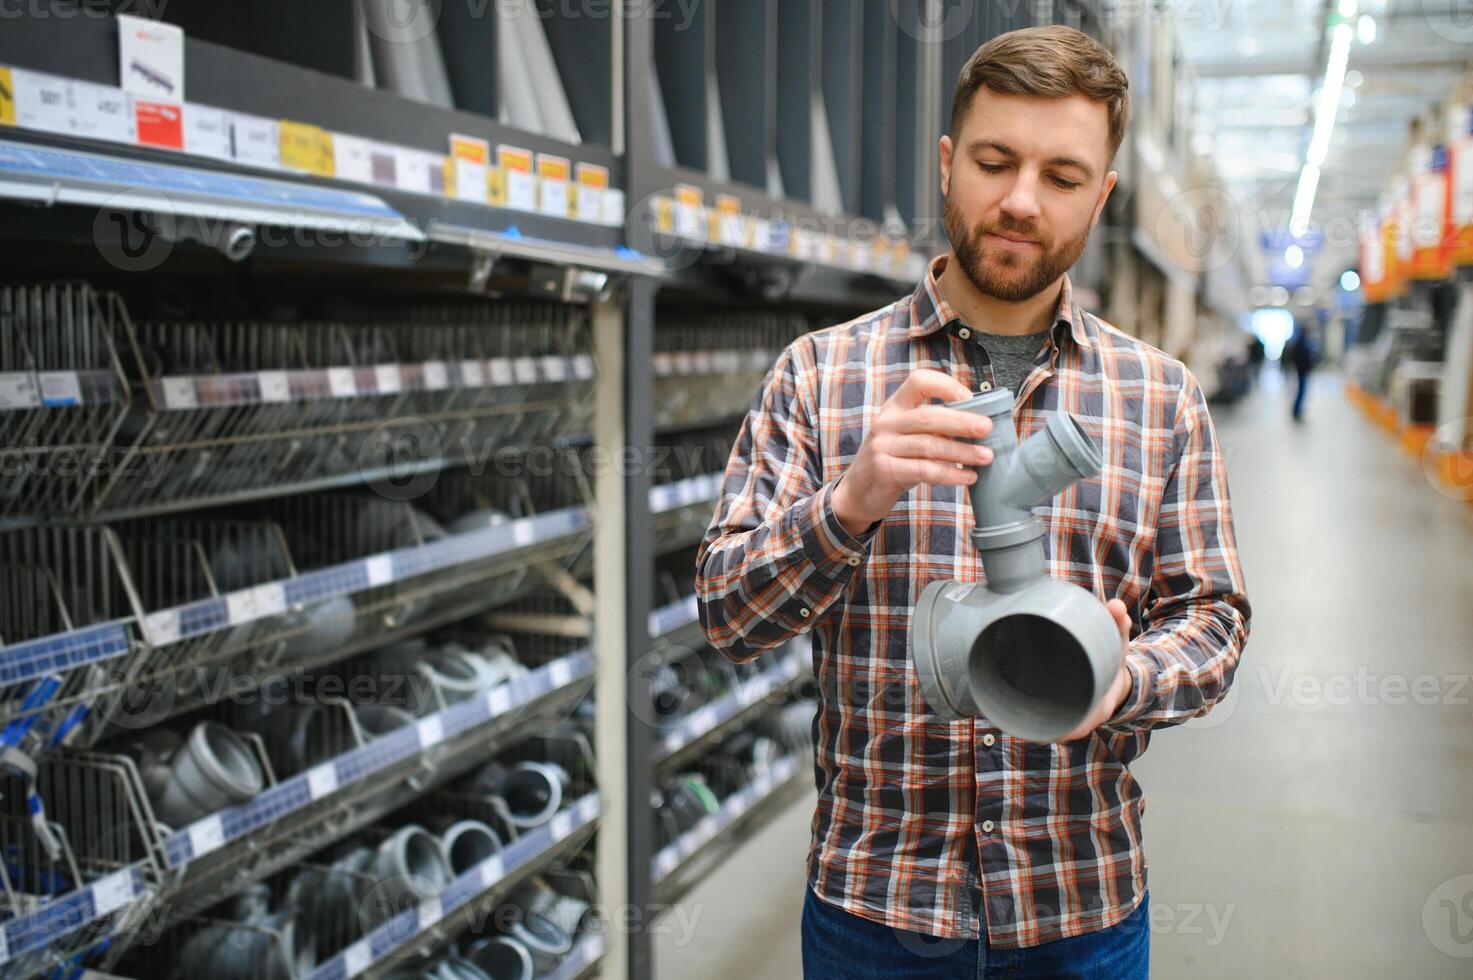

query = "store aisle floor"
[1138, 368, 1473, 978]
[657, 369, 1473, 979]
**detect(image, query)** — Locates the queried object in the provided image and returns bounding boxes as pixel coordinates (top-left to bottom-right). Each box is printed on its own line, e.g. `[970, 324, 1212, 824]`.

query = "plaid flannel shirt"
[695, 254, 1251, 946]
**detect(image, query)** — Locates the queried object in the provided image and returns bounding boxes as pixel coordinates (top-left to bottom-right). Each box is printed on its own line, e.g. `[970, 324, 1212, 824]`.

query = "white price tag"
[37, 372, 83, 407]
[69, 80, 135, 144]
[673, 351, 694, 375]
[0, 373, 40, 410]
[577, 185, 604, 223]
[512, 356, 539, 384]
[696, 815, 718, 844]
[11, 70, 72, 134]
[423, 361, 449, 391]
[507, 170, 537, 211]
[143, 608, 182, 647]
[551, 810, 574, 840]
[160, 376, 197, 410]
[118, 13, 184, 101]
[418, 716, 444, 749]
[694, 705, 718, 731]
[327, 367, 357, 398]
[332, 133, 376, 184]
[539, 178, 570, 217]
[512, 520, 535, 546]
[549, 658, 573, 687]
[374, 364, 402, 394]
[257, 371, 290, 403]
[655, 849, 677, 877]
[692, 351, 714, 373]
[460, 360, 486, 387]
[226, 582, 286, 625]
[418, 896, 442, 929]
[454, 158, 488, 204]
[580, 794, 600, 822]
[540, 356, 568, 381]
[182, 103, 232, 160]
[487, 357, 514, 385]
[231, 113, 282, 169]
[365, 554, 393, 587]
[0, 927, 8, 966]
[487, 685, 512, 714]
[307, 763, 338, 799]
[343, 941, 372, 975]
[719, 213, 746, 247]
[394, 148, 437, 195]
[92, 869, 135, 916]
[572, 353, 594, 380]
[479, 853, 505, 887]
[602, 188, 626, 227]
[188, 815, 226, 857]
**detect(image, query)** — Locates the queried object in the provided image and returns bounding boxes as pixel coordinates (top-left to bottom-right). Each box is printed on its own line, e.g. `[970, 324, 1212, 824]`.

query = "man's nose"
[999, 170, 1043, 224]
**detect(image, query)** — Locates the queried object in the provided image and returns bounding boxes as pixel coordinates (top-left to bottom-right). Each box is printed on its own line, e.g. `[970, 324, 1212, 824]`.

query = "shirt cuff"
[798, 481, 882, 569]
[1103, 648, 1155, 730]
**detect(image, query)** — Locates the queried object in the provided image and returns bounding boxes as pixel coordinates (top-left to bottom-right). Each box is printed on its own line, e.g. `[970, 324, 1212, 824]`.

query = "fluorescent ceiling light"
[1290, 6, 1356, 236]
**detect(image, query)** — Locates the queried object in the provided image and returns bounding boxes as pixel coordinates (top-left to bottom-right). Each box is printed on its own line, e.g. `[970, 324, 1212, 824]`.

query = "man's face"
[940, 87, 1118, 303]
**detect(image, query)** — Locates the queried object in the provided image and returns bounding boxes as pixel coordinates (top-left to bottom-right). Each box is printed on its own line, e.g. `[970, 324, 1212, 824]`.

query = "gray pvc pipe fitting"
[151, 721, 265, 827]
[911, 389, 1122, 741]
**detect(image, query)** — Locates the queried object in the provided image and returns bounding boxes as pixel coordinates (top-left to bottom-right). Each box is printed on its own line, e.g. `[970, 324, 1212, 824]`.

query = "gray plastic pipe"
[911, 388, 1122, 741]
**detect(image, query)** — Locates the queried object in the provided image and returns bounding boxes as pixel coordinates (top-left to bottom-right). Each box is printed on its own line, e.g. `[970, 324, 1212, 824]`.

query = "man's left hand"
[1053, 598, 1133, 742]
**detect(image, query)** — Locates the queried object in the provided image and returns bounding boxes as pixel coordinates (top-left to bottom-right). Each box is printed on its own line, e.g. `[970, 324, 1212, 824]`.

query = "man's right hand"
[830, 369, 995, 537]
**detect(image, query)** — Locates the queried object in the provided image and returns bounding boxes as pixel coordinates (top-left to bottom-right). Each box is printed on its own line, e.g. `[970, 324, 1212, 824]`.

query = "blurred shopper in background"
[1285, 323, 1320, 422]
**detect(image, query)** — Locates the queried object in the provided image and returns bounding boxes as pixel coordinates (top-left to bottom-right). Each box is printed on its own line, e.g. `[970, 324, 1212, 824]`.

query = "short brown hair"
[951, 25, 1130, 162]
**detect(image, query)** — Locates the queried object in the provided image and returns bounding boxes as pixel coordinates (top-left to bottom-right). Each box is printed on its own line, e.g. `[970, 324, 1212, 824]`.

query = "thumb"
[1106, 599, 1131, 641]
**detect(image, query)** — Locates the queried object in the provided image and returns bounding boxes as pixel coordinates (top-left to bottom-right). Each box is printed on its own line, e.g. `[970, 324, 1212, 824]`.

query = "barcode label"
[374, 364, 402, 394]
[161, 376, 198, 409]
[512, 357, 539, 384]
[307, 763, 338, 799]
[488, 685, 511, 714]
[487, 357, 514, 385]
[460, 360, 485, 386]
[549, 658, 573, 687]
[92, 869, 135, 916]
[0, 372, 38, 410]
[423, 361, 449, 390]
[541, 356, 567, 381]
[418, 717, 444, 748]
[550, 810, 574, 840]
[418, 896, 442, 929]
[226, 582, 286, 624]
[479, 853, 505, 887]
[365, 555, 393, 587]
[188, 815, 225, 857]
[327, 367, 357, 397]
[37, 371, 82, 406]
[512, 520, 535, 546]
[343, 942, 371, 975]
[143, 608, 182, 647]
[258, 371, 290, 403]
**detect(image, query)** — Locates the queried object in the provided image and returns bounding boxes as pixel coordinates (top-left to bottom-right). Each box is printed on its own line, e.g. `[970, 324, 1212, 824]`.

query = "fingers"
[892, 458, 979, 488]
[898, 406, 994, 441]
[884, 432, 994, 468]
[893, 369, 975, 408]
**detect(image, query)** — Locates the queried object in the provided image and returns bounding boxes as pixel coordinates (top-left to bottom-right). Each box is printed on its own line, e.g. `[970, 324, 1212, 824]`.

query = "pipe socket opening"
[970, 614, 1095, 739]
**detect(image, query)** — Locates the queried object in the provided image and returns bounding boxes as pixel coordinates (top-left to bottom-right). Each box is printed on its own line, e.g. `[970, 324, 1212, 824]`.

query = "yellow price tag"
[0, 68, 14, 127]
[487, 167, 508, 207]
[279, 120, 333, 177]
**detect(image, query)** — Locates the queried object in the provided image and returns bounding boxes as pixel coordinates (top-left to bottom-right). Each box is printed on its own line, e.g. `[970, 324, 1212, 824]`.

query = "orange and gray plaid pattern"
[696, 254, 1251, 946]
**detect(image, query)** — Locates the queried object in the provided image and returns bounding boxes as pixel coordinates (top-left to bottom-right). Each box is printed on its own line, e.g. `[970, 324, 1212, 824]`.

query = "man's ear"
[1091, 170, 1118, 229]
[939, 134, 954, 198]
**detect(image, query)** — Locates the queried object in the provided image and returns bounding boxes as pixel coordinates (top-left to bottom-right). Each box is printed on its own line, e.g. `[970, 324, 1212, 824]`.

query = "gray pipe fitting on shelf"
[433, 818, 504, 876]
[910, 388, 1122, 741]
[150, 721, 265, 828]
[368, 824, 453, 924]
[465, 936, 535, 980]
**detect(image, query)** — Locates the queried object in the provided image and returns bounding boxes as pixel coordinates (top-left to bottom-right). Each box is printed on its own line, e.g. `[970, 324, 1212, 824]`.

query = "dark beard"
[943, 193, 1091, 303]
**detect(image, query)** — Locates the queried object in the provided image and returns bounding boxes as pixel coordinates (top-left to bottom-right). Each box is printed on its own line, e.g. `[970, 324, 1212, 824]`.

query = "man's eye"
[1052, 177, 1080, 190]
[978, 162, 1007, 174]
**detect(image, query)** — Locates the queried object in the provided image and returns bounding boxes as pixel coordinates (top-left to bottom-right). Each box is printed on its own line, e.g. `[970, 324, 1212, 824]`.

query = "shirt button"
[981, 820, 995, 833]
[845, 555, 861, 566]
[981, 733, 996, 747]
[799, 607, 811, 618]
[957, 327, 972, 340]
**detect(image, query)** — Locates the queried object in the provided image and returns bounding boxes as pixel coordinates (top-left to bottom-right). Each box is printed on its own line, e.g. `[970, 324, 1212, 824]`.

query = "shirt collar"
[907, 253, 1094, 352]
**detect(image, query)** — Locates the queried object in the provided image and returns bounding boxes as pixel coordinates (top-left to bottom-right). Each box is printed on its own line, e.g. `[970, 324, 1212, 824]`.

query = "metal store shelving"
[0, 2, 1106, 978]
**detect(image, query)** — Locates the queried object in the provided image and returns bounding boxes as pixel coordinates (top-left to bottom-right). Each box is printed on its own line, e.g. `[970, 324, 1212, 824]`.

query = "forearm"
[696, 481, 878, 661]
[1102, 592, 1251, 733]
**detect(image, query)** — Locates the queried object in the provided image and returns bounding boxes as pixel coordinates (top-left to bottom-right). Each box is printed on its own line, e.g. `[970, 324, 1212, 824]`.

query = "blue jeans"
[801, 887, 1150, 979]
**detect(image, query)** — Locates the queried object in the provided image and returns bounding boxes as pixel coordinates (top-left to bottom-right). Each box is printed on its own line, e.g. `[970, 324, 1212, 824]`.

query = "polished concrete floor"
[655, 368, 1473, 979]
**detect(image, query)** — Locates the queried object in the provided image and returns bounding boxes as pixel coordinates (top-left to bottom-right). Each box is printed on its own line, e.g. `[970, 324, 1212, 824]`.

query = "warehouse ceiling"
[1176, 0, 1471, 291]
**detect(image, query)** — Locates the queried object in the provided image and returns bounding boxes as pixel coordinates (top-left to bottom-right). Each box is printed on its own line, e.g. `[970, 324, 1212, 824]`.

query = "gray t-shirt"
[975, 327, 1052, 396]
